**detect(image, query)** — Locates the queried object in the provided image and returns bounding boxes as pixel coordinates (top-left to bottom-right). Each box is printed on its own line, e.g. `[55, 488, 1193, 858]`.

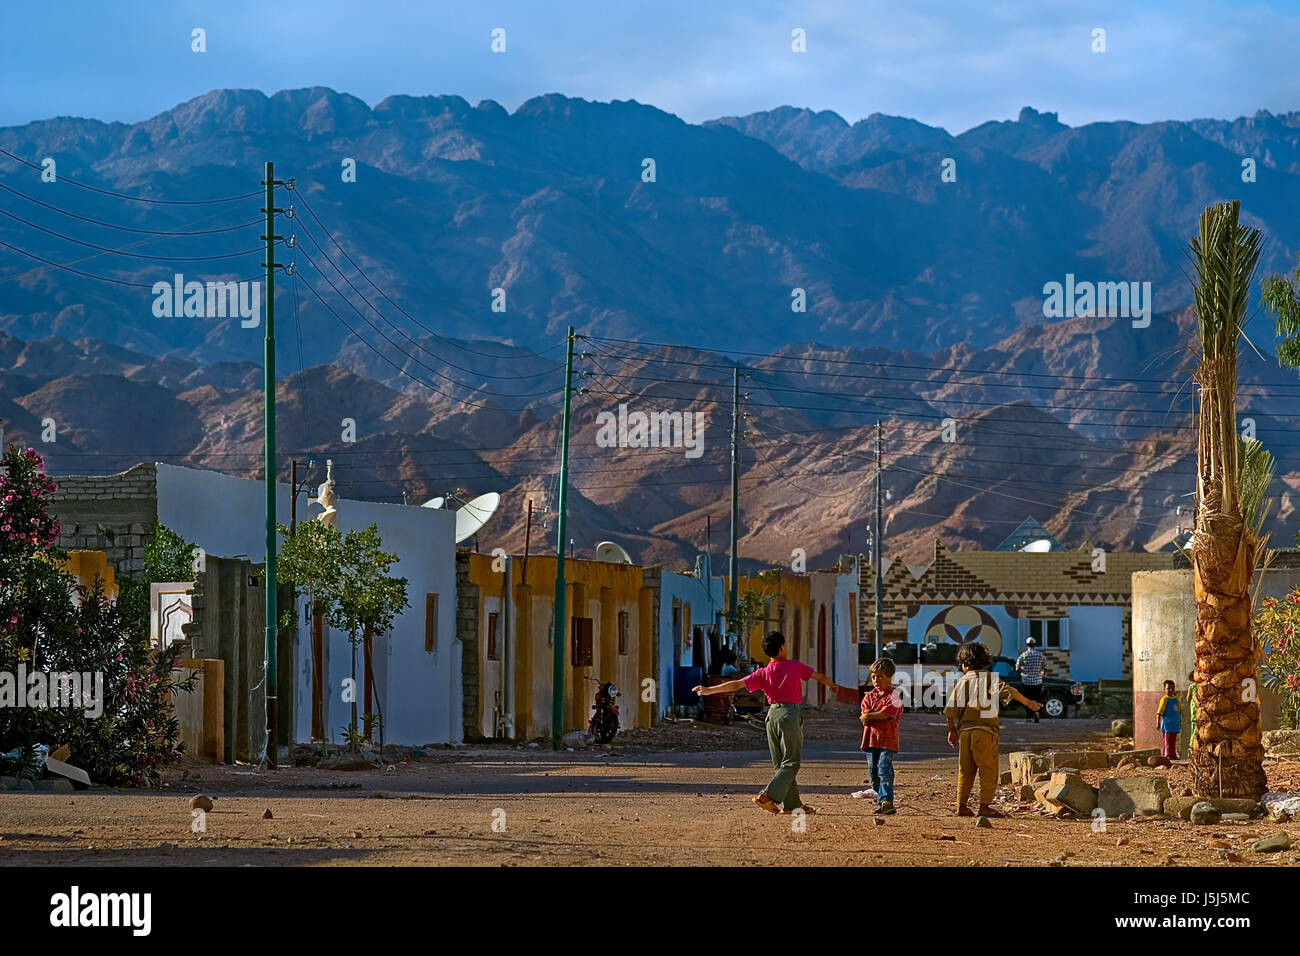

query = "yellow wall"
[731, 570, 837, 703]
[60, 550, 118, 601]
[468, 553, 650, 740]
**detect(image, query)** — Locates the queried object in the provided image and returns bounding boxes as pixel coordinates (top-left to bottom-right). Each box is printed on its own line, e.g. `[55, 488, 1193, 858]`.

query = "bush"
[0, 446, 191, 785]
[1257, 590, 1300, 730]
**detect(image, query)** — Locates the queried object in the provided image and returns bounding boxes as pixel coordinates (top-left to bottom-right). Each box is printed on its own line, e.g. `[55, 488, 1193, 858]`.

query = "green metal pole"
[263, 161, 278, 768]
[551, 326, 576, 750]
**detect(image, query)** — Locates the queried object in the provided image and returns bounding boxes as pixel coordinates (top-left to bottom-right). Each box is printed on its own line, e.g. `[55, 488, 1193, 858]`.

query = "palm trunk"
[1189, 200, 1267, 799]
[1190, 538, 1265, 797]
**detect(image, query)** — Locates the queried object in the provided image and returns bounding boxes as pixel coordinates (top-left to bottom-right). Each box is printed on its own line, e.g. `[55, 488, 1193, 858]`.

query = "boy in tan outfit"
[944, 641, 1040, 817]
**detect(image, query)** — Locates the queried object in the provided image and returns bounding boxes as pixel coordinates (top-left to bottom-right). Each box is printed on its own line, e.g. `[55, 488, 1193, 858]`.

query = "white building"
[152, 463, 461, 746]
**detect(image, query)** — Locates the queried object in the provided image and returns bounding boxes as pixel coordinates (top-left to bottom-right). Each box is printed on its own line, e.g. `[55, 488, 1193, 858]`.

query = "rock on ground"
[1108, 749, 1158, 768]
[1111, 719, 1134, 737]
[1262, 730, 1300, 757]
[1099, 776, 1170, 817]
[1043, 771, 1097, 815]
[1251, 832, 1291, 853]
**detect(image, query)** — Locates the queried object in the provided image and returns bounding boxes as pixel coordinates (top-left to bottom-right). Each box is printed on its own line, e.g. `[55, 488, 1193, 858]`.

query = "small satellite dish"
[595, 540, 634, 564]
[421, 496, 445, 509]
[1020, 538, 1053, 553]
[454, 492, 500, 544]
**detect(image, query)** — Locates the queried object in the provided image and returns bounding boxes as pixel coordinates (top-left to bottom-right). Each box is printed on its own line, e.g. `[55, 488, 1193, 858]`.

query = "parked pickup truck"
[989, 656, 1084, 719]
[871, 644, 1084, 718]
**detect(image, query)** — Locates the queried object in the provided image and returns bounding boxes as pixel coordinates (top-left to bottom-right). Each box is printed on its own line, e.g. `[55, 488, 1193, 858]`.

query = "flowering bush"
[1257, 589, 1300, 730]
[0, 445, 190, 785]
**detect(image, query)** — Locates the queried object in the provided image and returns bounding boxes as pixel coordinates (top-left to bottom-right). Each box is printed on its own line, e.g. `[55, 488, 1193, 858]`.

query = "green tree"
[277, 522, 408, 749]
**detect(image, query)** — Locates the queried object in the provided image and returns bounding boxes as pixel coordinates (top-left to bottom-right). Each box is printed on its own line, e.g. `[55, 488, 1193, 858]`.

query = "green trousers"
[763, 702, 804, 810]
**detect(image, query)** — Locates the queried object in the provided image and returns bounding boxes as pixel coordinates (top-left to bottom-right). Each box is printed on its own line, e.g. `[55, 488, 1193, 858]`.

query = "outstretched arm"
[811, 671, 838, 692]
[1009, 687, 1041, 710]
[694, 679, 746, 696]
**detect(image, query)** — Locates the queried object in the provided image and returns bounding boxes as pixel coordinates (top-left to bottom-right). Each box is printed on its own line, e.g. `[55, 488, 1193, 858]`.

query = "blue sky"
[2, 0, 1298, 132]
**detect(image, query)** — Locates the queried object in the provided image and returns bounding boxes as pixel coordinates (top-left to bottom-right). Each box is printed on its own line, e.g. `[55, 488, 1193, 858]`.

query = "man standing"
[1016, 637, 1046, 723]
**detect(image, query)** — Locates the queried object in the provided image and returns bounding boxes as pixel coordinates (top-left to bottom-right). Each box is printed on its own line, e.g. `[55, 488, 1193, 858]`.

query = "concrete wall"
[828, 564, 859, 689]
[51, 463, 159, 578]
[1132, 567, 1297, 755]
[155, 463, 460, 746]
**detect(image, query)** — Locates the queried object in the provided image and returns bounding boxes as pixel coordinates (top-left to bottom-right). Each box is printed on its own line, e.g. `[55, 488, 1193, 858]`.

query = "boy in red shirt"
[860, 658, 903, 815]
[696, 630, 839, 815]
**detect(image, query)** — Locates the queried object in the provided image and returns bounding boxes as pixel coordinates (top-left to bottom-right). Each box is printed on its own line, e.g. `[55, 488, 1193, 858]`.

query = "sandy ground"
[1, 705, 1297, 867]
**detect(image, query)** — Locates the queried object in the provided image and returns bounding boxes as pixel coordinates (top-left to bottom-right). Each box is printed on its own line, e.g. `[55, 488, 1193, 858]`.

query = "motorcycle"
[587, 677, 620, 744]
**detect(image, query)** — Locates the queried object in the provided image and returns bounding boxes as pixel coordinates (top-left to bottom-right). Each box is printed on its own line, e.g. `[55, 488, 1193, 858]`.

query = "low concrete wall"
[172, 659, 224, 761]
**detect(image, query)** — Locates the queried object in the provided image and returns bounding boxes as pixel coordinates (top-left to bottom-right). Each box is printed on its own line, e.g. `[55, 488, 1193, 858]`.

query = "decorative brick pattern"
[857, 540, 1175, 677]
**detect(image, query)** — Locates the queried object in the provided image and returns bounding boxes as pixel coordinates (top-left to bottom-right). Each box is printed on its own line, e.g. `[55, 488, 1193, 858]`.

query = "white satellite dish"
[1020, 538, 1053, 553]
[595, 540, 634, 564]
[421, 496, 445, 509]
[454, 492, 500, 544]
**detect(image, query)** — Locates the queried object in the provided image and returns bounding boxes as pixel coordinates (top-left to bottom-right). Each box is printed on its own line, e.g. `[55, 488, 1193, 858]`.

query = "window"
[617, 610, 629, 655]
[487, 612, 499, 660]
[424, 594, 438, 652]
[1028, 619, 1067, 649]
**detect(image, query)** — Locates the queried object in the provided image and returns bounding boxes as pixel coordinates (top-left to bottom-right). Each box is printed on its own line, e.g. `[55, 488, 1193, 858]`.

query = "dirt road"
[2, 708, 1296, 866]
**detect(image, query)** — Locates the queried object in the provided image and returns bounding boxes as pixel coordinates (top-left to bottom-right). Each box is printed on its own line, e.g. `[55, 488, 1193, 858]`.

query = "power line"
[0, 147, 261, 205]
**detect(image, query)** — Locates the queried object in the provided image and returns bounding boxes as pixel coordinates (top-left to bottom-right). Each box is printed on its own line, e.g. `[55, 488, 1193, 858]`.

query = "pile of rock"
[1263, 729, 1300, 759]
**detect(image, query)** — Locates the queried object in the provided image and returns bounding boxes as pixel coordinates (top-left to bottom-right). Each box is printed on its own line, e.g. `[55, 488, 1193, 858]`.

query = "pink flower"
[1287, 674, 1300, 691]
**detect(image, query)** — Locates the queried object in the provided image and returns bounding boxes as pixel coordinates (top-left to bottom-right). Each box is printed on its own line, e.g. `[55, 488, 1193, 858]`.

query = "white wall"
[831, 567, 859, 688]
[155, 463, 460, 745]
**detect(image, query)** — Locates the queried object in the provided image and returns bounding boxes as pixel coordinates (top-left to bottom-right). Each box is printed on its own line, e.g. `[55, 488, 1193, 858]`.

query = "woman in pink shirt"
[696, 630, 840, 814]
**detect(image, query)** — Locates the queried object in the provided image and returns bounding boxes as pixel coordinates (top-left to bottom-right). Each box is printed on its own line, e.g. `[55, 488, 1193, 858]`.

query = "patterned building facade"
[858, 540, 1178, 681]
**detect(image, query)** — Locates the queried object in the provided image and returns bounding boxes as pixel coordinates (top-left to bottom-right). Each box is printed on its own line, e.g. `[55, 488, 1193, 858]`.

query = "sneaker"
[876, 801, 896, 815]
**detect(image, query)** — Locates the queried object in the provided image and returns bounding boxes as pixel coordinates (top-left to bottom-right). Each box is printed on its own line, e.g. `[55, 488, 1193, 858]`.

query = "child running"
[1157, 679, 1182, 761]
[944, 641, 1041, 817]
[860, 658, 903, 815]
[695, 630, 839, 815]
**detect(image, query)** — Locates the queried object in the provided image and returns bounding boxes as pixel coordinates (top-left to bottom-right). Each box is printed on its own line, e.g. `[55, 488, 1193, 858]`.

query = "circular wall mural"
[923, 604, 1003, 657]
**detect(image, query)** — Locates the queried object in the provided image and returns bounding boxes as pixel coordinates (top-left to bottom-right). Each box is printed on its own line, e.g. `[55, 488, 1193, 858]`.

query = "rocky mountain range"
[2, 89, 1299, 566]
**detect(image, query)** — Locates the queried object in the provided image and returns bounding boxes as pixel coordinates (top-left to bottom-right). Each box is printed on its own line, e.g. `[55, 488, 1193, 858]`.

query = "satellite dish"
[454, 492, 500, 544]
[595, 540, 634, 564]
[1020, 538, 1053, 553]
[421, 496, 445, 509]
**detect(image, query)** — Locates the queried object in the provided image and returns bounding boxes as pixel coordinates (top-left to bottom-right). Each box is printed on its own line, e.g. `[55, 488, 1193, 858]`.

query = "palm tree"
[1187, 200, 1267, 798]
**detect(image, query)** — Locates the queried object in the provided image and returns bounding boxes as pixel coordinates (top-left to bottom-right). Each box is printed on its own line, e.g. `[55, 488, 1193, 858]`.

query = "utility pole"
[727, 366, 741, 640]
[261, 161, 281, 768]
[289, 459, 298, 535]
[873, 420, 883, 661]
[551, 326, 578, 750]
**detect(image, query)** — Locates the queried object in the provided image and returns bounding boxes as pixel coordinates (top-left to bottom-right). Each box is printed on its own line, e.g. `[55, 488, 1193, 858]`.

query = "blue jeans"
[867, 747, 895, 804]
